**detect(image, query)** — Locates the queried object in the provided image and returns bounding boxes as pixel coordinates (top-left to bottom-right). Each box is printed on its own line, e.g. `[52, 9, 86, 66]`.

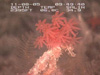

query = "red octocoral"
[28, 11, 81, 75]
[35, 11, 81, 49]
[88, 17, 100, 29]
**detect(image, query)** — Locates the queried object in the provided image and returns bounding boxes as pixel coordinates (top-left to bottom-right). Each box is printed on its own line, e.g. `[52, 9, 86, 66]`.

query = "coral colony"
[27, 11, 81, 75]
[88, 17, 100, 30]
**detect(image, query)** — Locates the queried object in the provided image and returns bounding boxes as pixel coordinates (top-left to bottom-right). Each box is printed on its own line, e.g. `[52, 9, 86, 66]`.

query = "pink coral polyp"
[35, 11, 81, 49]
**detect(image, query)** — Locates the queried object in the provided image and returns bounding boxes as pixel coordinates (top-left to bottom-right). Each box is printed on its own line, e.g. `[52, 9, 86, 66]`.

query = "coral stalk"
[27, 47, 62, 75]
